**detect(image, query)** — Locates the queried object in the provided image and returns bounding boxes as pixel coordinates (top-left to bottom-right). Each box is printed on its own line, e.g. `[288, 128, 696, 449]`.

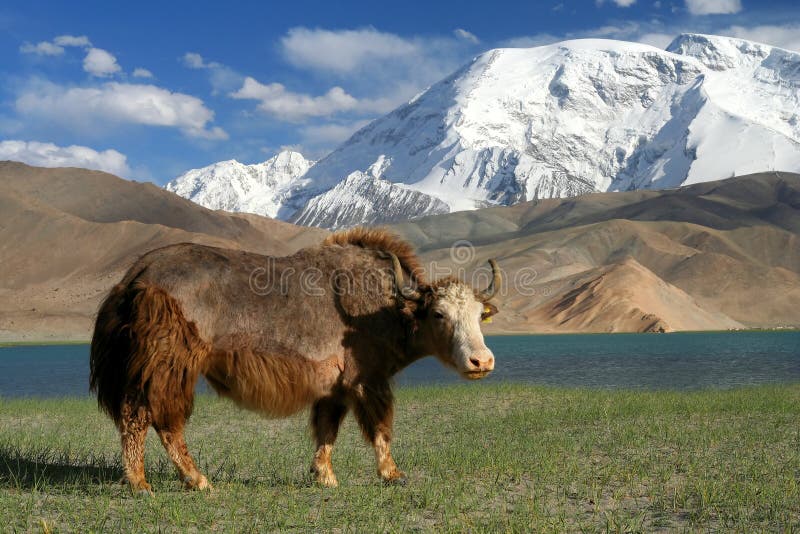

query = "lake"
[1, 331, 798, 398]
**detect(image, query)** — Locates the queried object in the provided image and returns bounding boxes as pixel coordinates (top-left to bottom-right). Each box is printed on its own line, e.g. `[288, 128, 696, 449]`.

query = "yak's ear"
[481, 302, 499, 323]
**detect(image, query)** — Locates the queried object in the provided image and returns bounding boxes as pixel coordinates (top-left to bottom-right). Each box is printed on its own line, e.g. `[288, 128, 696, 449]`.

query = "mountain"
[390, 171, 800, 333]
[0, 161, 325, 341]
[167, 34, 800, 229]
[164, 150, 314, 218]
[300, 34, 800, 227]
[290, 169, 450, 228]
[2, 162, 797, 340]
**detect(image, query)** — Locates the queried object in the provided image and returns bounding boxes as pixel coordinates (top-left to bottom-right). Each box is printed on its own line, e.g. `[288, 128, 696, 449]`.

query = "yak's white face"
[427, 283, 496, 380]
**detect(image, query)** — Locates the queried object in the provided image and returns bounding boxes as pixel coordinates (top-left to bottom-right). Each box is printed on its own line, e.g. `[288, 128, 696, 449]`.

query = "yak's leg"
[155, 425, 211, 490]
[352, 383, 406, 485]
[119, 397, 152, 495]
[310, 397, 348, 487]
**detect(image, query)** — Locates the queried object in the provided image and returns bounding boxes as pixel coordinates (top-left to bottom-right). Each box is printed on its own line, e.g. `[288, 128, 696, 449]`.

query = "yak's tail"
[90, 281, 210, 428]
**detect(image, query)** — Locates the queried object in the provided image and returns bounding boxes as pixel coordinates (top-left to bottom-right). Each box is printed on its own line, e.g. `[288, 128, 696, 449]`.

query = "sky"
[0, 0, 798, 184]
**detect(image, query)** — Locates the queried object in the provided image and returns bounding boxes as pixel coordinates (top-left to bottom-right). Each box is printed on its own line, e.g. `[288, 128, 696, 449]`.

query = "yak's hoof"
[130, 480, 153, 496]
[382, 471, 408, 486]
[311, 465, 339, 488]
[184, 474, 212, 491]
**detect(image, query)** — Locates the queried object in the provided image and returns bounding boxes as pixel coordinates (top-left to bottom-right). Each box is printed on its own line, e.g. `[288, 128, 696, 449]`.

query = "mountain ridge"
[165, 33, 800, 229]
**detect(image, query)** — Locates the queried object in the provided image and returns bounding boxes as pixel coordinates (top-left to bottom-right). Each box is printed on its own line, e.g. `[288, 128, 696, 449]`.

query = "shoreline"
[1, 327, 798, 348]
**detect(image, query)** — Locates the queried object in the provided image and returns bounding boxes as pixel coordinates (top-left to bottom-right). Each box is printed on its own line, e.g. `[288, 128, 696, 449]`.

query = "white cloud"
[183, 52, 215, 69]
[20, 41, 64, 56]
[231, 77, 357, 120]
[53, 34, 91, 47]
[685, 0, 742, 15]
[453, 28, 480, 44]
[182, 52, 242, 93]
[83, 48, 121, 77]
[270, 26, 479, 120]
[19, 34, 92, 56]
[281, 27, 421, 74]
[0, 139, 130, 176]
[597, 0, 638, 6]
[16, 80, 227, 139]
[132, 67, 154, 78]
[718, 24, 800, 52]
[230, 77, 399, 121]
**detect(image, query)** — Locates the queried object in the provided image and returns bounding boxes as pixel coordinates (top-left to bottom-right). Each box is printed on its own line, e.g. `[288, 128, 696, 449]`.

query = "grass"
[1, 384, 800, 532]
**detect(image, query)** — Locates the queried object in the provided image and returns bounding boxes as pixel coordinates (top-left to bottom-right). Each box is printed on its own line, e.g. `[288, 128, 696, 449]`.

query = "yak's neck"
[400, 334, 434, 371]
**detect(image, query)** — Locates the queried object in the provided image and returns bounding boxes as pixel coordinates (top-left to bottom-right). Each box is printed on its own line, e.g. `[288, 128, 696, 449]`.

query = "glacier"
[166, 33, 800, 229]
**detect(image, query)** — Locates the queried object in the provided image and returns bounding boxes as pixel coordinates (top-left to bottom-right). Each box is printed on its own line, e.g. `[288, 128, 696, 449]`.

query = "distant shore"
[2, 327, 798, 348]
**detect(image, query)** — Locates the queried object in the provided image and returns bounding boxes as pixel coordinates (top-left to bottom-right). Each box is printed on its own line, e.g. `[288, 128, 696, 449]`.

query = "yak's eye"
[433, 311, 445, 320]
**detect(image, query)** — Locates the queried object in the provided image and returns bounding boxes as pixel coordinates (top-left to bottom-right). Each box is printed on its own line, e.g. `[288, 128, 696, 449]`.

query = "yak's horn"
[389, 252, 422, 300]
[481, 259, 501, 299]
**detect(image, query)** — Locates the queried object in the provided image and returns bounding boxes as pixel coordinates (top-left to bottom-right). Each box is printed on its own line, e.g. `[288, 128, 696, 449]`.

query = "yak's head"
[389, 254, 500, 380]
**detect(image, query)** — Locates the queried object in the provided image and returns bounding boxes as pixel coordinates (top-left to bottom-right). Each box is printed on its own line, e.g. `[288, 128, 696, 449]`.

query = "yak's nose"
[467, 352, 495, 373]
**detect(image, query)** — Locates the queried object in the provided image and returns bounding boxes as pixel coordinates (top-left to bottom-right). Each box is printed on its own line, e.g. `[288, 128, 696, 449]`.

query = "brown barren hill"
[1, 163, 798, 339]
[525, 258, 742, 333]
[392, 171, 800, 333]
[0, 162, 326, 341]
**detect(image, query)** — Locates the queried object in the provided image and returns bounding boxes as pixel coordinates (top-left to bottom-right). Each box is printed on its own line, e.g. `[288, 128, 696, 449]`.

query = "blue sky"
[0, 0, 798, 184]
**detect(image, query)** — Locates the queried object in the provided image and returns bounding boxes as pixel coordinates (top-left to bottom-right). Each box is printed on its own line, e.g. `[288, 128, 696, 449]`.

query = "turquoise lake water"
[0, 331, 798, 397]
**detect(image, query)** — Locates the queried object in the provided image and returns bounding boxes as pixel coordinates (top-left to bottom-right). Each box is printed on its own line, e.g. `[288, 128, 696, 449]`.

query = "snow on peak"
[167, 33, 800, 228]
[164, 150, 314, 218]
[290, 170, 449, 229]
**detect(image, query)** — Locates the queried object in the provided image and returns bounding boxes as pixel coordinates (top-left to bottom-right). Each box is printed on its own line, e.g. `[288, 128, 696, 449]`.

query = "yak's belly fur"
[204, 344, 343, 417]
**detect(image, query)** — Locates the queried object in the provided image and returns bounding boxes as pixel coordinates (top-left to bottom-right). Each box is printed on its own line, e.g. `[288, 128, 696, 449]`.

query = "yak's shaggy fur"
[90, 228, 498, 493]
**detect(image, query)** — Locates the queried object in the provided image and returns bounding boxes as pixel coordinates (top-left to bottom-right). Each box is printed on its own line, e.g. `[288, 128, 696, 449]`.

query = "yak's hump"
[323, 228, 424, 282]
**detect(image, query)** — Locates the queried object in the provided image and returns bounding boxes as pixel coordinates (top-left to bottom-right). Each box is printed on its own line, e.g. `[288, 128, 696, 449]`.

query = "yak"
[90, 228, 500, 494]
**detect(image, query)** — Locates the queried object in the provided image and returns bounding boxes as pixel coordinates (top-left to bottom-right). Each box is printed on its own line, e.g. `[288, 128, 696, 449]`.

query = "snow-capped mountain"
[168, 34, 800, 229]
[291, 170, 449, 228]
[164, 150, 314, 218]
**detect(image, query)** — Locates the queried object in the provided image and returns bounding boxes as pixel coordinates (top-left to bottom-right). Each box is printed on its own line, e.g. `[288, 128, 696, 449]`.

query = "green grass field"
[1, 384, 799, 532]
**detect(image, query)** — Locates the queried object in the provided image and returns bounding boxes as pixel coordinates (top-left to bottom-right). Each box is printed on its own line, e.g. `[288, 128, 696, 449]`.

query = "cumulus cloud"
[132, 67, 154, 78]
[0, 139, 130, 176]
[20, 41, 64, 56]
[182, 52, 243, 93]
[16, 80, 227, 139]
[596, 0, 637, 6]
[719, 24, 800, 52]
[53, 34, 91, 47]
[183, 52, 215, 69]
[230, 77, 400, 121]
[453, 28, 480, 44]
[19, 34, 92, 56]
[83, 48, 121, 77]
[269, 26, 479, 120]
[281, 27, 421, 74]
[685, 0, 742, 15]
[231, 77, 359, 120]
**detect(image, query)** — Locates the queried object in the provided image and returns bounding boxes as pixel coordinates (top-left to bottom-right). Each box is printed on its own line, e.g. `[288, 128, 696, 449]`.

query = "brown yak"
[90, 228, 500, 494]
